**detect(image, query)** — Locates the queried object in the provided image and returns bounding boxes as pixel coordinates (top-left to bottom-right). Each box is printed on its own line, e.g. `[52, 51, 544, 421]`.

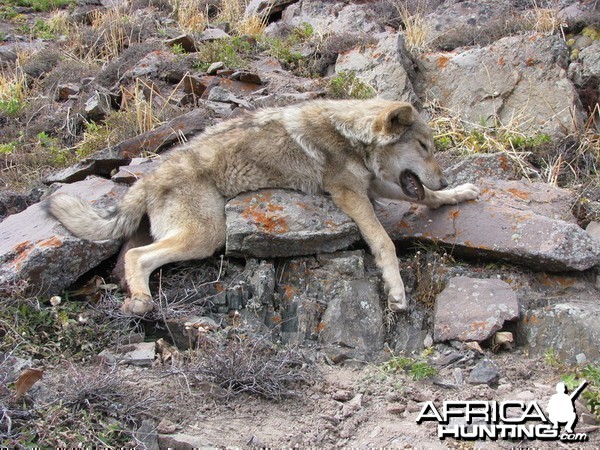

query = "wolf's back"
[46, 182, 147, 241]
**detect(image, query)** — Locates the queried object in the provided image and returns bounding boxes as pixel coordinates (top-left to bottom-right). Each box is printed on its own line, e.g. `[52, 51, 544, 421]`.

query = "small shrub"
[194, 36, 254, 71]
[189, 334, 315, 400]
[383, 353, 437, 381]
[0, 65, 27, 117]
[328, 71, 375, 100]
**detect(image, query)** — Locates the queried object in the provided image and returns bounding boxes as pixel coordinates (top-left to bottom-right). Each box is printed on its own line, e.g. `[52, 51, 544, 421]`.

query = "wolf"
[47, 99, 480, 315]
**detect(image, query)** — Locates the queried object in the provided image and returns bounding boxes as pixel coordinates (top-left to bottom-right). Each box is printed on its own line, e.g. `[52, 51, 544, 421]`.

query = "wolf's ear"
[374, 103, 415, 134]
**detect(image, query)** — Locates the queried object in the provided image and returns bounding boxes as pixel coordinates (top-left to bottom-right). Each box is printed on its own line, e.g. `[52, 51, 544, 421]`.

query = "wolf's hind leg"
[122, 186, 226, 315]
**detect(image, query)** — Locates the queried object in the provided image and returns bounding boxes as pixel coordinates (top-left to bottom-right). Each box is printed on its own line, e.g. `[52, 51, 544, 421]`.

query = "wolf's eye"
[418, 141, 428, 152]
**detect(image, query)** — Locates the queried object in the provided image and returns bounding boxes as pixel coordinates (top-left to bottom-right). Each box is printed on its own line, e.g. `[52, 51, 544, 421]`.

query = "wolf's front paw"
[452, 183, 480, 203]
[121, 295, 155, 315]
[388, 291, 408, 312]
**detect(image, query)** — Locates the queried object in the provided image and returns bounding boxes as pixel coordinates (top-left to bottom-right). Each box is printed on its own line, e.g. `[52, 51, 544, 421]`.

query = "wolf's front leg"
[329, 185, 408, 311]
[420, 183, 480, 209]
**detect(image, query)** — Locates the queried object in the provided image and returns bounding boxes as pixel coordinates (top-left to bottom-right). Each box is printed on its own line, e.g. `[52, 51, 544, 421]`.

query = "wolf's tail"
[46, 181, 148, 241]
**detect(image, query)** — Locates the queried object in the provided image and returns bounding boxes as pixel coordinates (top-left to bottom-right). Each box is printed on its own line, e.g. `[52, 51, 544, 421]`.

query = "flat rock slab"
[225, 190, 359, 258]
[45, 108, 211, 184]
[434, 277, 519, 342]
[0, 177, 127, 296]
[376, 179, 600, 271]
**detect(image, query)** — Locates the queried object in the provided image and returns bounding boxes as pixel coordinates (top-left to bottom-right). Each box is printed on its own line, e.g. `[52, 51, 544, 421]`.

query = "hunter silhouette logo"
[547, 380, 588, 434]
[416, 380, 589, 442]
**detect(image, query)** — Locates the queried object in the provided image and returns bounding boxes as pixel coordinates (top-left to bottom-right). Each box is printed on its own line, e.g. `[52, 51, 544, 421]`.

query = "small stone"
[467, 359, 500, 386]
[576, 353, 587, 365]
[516, 390, 536, 401]
[341, 393, 363, 418]
[386, 403, 406, 415]
[332, 390, 353, 402]
[453, 367, 463, 385]
[84, 91, 112, 121]
[207, 61, 225, 75]
[56, 83, 80, 101]
[164, 34, 197, 52]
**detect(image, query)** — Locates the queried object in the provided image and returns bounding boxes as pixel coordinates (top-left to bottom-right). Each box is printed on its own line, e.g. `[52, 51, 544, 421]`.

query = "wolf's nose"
[440, 178, 449, 189]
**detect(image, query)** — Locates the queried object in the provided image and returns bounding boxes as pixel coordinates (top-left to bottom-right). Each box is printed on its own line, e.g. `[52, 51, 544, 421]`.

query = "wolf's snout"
[439, 177, 449, 189]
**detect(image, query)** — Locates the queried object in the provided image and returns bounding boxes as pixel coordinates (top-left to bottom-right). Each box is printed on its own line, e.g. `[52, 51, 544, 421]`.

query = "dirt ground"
[109, 351, 599, 449]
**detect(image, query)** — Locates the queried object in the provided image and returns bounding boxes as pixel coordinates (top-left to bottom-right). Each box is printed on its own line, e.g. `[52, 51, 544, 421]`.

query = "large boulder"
[415, 34, 585, 136]
[433, 277, 519, 343]
[0, 177, 127, 296]
[277, 251, 385, 359]
[376, 179, 600, 272]
[335, 33, 419, 104]
[225, 190, 359, 258]
[518, 300, 600, 364]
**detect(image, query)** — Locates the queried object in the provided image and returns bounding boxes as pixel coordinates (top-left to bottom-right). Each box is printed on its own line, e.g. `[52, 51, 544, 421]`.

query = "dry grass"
[236, 14, 267, 37]
[527, 0, 562, 35]
[169, 0, 209, 33]
[397, 2, 431, 53]
[0, 61, 28, 118]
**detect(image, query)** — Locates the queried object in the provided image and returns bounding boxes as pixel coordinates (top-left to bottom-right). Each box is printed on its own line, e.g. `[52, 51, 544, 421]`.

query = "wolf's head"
[371, 102, 448, 201]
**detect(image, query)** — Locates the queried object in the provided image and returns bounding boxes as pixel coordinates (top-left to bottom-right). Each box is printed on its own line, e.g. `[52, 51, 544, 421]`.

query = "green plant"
[194, 36, 254, 71]
[11, 0, 74, 12]
[561, 364, 600, 420]
[383, 353, 438, 381]
[328, 71, 375, 100]
[171, 43, 186, 55]
[0, 141, 17, 154]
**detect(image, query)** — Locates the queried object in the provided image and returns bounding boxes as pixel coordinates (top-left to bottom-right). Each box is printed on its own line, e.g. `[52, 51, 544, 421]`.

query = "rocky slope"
[1, 0, 599, 447]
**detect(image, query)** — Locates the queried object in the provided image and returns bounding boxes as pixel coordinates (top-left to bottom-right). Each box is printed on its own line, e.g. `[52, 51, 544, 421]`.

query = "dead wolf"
[47, 99, 479, 315]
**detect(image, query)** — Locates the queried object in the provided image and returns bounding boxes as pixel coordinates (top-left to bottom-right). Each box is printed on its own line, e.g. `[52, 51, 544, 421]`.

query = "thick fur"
[47, 99, 480, 314]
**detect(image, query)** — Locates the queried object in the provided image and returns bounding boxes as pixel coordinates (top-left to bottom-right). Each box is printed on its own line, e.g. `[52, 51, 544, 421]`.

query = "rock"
[122, 50, 174, 80]
[98, 341, 156, 366]
[134, 419, 159, 450]
[586, 221, 600, 242]
[164, 34, 197, 53]
[157, 433, 216, 450]
[319, 277, 384, 356]
[84, 90, 113, 121]
[578, 41, 600, 80]
[0, 177, 126, 296]
[225, 190, 359, 259]
[45, 108, 211, 184]
[335, 33, 418, 104]
[0, 190, 41, 222]
[206, 86, 251, 108]
[341, 393, 363, 418]
[467, 358, 500, 386]
[276, 251, 384, 358]
[198, 28, 230, 42]
[231, 71, 262, 85]
[206, 61, 224, 75]
[433, 277, 519, 343]
[424, 0, 513, 49]
[445, 153, 520, 186]
[163, 316, 221, 350]
[518, 300, 600, 364]
[376, 178, 600, 272]
[387, 403, 406, 415]
[416, 34, 584, 136]
[392, 302, 431, 354]
[111, 159, 161, 184]
[56, 83, 80, 101]
[244, 0, 300, 20]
